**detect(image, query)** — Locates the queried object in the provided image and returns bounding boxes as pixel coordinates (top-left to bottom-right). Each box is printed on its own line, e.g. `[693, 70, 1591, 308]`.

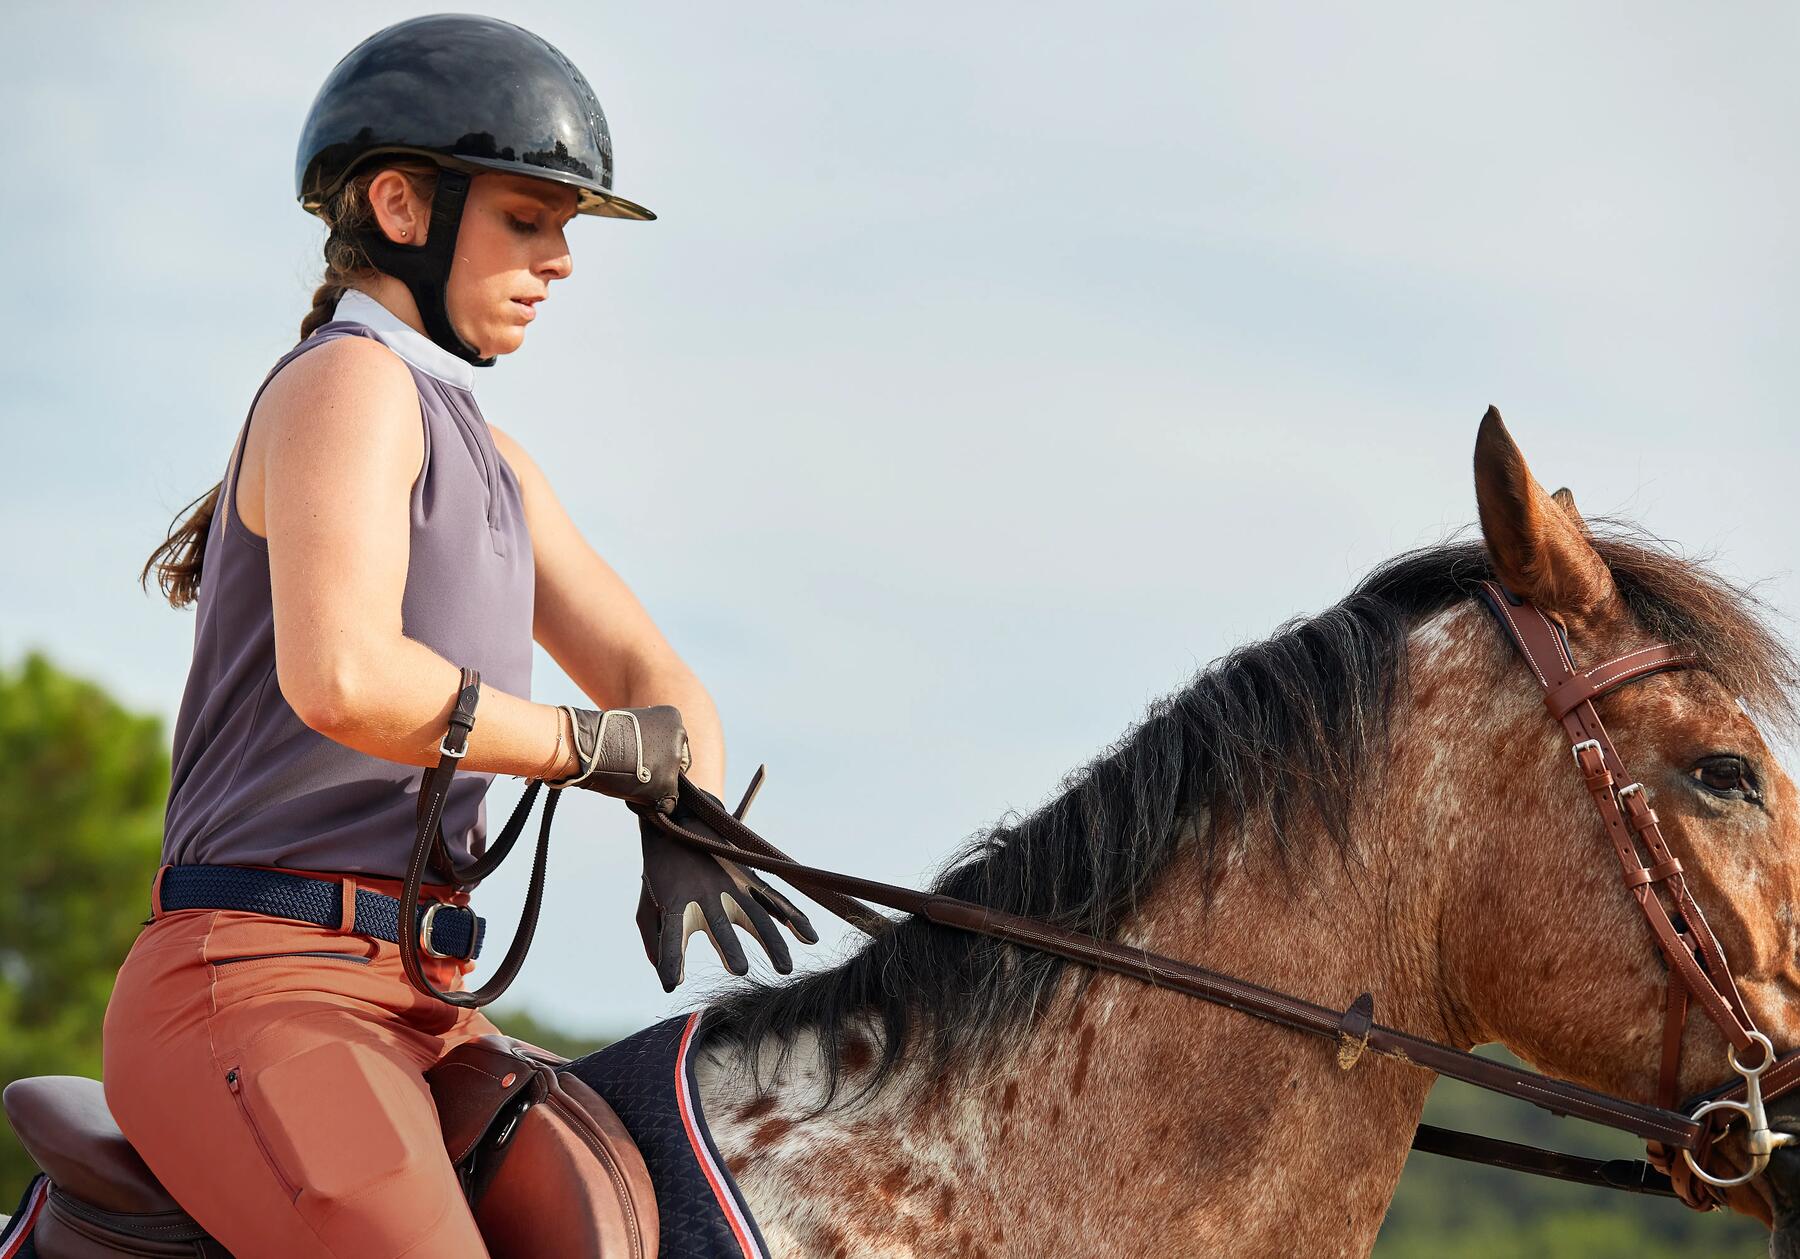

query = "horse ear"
[1550, 486, 1588, 531]
[1473, 408, 1616, 618]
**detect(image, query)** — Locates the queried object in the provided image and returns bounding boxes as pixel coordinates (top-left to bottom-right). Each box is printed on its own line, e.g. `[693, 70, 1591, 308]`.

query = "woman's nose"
[539, 246, 573, 282]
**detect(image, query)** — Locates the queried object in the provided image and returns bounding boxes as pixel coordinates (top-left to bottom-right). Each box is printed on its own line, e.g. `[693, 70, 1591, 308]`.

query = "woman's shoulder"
[271, 329, 415, 400]
[254, 333, 418, 433]
[239, 333, 426, 526]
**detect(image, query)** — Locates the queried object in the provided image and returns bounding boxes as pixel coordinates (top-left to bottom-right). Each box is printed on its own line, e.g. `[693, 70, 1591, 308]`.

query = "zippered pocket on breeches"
[211, 951, 372, 968]
[225, 1065, 302, 1201]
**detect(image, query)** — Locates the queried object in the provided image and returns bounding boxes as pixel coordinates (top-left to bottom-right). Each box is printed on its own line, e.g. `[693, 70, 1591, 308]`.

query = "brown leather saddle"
[0, 1036, 658, 1259]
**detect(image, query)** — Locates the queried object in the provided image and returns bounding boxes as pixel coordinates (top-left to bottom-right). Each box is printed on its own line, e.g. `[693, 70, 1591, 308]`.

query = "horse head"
[1438, 408, 1800, 1233]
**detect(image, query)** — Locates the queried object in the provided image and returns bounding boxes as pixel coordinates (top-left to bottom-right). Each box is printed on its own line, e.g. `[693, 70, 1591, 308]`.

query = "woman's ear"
[366, 169, 428, 247]
[1473, 407, 1616, 620]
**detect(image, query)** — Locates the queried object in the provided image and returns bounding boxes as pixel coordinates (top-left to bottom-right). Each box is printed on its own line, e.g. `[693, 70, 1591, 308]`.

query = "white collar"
[330, 289, 475, 391]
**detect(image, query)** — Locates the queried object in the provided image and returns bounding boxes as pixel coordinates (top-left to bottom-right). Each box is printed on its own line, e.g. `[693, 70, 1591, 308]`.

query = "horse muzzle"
[1761, 1092, 1800, 1255]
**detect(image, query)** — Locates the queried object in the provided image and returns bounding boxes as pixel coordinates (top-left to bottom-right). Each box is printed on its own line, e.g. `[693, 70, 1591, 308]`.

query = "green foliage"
[0, 652, 168, 1194]
[1375, 1053, 1765, 1256]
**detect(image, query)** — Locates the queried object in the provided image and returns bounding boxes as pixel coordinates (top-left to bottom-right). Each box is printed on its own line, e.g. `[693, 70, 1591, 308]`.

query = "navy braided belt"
[158, 865, 487, 962]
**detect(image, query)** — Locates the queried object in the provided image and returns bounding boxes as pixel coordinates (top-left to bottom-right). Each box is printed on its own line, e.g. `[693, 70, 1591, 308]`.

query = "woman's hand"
[631, 784, 818, 991]
[544, 704, 690, 812]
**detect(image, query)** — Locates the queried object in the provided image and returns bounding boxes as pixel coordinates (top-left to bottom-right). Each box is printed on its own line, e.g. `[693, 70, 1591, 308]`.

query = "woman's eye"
[507, 215, 539, 235]
[1690, 756, 1762, 803]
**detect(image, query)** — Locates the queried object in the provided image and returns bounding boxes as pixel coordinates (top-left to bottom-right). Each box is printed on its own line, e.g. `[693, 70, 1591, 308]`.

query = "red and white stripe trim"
[0, 1177, 49, 1259]
[675, 1013, 765, 1259]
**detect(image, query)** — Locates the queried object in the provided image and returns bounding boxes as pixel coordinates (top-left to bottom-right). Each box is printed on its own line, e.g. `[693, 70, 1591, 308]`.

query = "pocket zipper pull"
[226, 1067, 241, 1093]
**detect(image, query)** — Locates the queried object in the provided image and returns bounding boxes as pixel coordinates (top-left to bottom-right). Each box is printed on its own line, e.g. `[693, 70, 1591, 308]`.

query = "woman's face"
[445, 173, 579, 357]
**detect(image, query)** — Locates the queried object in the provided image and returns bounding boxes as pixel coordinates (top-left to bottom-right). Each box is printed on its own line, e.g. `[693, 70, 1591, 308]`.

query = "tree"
[0, 652, 168, 1194]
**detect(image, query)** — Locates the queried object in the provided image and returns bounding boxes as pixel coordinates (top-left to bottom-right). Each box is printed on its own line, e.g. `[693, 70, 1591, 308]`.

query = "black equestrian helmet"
[294, 13, 655, 221]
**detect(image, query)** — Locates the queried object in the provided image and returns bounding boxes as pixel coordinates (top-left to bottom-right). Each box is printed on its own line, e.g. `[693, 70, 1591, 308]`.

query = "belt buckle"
[418, 901, 475, 961]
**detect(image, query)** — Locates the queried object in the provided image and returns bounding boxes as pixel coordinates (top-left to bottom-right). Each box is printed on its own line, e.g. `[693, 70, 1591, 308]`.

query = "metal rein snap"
[1683, 1031, 1796, 1188]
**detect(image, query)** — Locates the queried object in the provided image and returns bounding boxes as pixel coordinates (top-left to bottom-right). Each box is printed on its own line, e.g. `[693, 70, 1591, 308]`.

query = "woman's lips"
[512, 299, 538, 322]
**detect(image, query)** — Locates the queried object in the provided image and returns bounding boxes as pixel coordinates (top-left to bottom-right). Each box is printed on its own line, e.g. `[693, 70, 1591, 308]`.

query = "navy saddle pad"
[569, 1013, 771, 1259]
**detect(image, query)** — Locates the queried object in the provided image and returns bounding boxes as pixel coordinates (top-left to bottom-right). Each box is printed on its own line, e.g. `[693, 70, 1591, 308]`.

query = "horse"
[6, 410, 1798, 1258]
[682, 411, 1800, 1257]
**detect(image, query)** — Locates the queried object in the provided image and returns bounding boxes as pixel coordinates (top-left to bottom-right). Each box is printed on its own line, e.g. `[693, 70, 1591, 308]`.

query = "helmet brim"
[447, 155, 656, 221]
[300, 149, 656, 221]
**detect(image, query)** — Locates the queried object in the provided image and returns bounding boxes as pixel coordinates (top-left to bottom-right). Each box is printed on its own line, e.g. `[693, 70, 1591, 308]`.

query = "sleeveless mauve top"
[161, 290, 535, 879]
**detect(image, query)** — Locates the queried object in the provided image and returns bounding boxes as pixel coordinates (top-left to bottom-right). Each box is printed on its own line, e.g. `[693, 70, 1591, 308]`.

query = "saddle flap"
[2, 1077, 182, 1217]
[424, 1036, 547, 1165]
[472, 1068, 658, 1259]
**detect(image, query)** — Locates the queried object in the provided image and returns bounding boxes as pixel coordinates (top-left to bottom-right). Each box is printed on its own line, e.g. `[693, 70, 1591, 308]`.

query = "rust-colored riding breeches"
[101, 868, 503, 1259]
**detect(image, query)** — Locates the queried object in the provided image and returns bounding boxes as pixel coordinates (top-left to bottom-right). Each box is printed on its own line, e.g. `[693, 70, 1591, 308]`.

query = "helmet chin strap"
[354, 169, 494, 368]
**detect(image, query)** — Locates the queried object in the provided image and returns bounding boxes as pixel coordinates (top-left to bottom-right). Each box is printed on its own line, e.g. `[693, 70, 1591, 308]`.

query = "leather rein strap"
[645, 787, 1712, 1157]
[636, 586, 1800, 1202]
[400, 667, 560, 1009]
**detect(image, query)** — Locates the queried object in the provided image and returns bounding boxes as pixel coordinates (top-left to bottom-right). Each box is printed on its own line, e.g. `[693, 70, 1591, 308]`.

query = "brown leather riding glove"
[632, 785, 818, 992]
[543, 705, 690, 813]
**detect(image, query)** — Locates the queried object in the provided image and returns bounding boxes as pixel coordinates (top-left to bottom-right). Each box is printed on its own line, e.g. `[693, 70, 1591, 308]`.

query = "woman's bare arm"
[490, 424, 726, 798]
[247, 337, 578, 779]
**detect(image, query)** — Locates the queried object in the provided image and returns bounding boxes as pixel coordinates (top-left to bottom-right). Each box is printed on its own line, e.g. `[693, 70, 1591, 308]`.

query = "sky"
[3, 2, 1797, 1037]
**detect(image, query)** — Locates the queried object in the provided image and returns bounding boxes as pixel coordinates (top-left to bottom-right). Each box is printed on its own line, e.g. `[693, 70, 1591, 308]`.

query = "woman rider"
[101, 15, 814, 1258]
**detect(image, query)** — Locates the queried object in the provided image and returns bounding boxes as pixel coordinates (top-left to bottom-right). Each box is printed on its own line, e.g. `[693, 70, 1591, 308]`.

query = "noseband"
[632, 582, 1800, 1207]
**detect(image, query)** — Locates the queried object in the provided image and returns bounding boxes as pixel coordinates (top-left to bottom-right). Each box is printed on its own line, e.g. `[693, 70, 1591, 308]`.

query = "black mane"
[704, 529, 1796, 1102]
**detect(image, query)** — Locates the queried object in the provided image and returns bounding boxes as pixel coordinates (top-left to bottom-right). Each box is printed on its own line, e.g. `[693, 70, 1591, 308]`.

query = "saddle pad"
[567, 1013, 769, 1259]
[0, 1174, 47, 1259]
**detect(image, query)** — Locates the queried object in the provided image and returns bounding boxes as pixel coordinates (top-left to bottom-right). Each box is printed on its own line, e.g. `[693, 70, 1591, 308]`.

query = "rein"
[406, 587, 1800, 1204]
[399, 666, 562, 1009]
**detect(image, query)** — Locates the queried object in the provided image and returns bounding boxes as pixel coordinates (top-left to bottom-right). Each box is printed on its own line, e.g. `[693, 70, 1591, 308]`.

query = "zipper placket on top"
[439, 381, 502, 533]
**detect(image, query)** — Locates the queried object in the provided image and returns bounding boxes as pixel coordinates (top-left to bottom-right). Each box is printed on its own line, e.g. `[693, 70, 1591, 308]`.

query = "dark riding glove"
[544, 705, 690, 813]
[633, 785, 819, 992]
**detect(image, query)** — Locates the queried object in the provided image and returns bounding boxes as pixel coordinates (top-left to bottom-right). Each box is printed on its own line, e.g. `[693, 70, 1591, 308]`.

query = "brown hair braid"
[141, 162, 440, 608]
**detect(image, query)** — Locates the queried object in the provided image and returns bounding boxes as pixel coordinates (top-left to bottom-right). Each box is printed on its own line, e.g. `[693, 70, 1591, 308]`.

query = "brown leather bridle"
[409, 586, 1800, 1205]
[1472, 580, 1798, 1204]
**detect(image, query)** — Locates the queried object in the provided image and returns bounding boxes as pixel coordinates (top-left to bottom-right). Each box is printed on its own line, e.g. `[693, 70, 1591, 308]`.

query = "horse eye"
[1689, 756, 1762, 803]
